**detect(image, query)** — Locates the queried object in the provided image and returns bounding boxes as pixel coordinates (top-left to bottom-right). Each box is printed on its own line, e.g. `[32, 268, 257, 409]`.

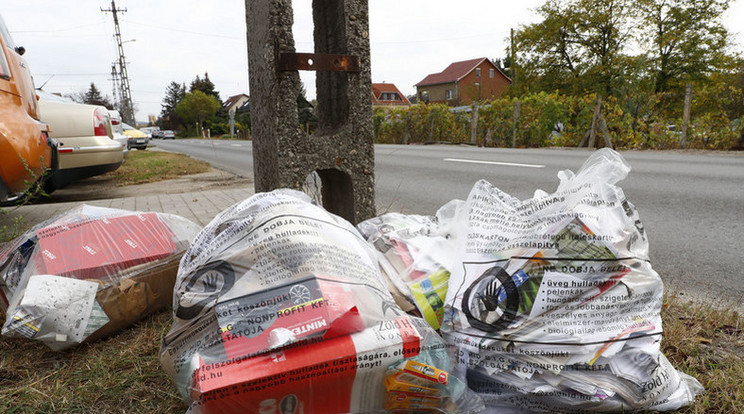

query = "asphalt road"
[154, 139, 744, 306]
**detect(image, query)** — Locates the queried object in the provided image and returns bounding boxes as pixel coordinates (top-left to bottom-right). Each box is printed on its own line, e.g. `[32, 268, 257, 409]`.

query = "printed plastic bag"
[357, 206, 460, 330]
[159, 189, 482, 414]
[442, 149, 703, 412]
[0, 205, 201, 350]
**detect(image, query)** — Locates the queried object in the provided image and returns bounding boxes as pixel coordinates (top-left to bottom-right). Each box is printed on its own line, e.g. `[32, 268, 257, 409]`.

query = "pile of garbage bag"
[360, 149, 702, 412]
[0, 148, 704, 413]
[159, 190, 481, 414]
[0, 205, 201, 350]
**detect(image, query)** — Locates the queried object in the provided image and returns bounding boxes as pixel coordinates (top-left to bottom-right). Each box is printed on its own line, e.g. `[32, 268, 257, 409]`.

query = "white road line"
[230, 143, 242, 147]
[443, 158, 545, 168]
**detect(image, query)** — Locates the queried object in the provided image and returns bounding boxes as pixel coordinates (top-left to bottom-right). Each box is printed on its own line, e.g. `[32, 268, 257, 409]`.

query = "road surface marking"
[230, 143, 242, 147]
[443, 158, 545, 168]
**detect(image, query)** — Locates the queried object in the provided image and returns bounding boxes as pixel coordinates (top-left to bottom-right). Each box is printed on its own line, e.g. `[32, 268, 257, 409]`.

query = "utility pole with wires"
[101, 0, 135, 125]
[109, 63, 120, 107]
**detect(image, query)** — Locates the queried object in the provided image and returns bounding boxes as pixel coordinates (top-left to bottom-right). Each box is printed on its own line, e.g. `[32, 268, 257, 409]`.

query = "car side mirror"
[15, 46, 25, 56]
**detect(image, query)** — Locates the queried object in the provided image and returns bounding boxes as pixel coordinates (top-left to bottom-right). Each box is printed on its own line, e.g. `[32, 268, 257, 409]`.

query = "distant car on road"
[37, 90, 123, 191]
[0, 13, 53, 206]
[140, 126, 160, 139]
[122, 122, 149, 150]
[162, 130, 175, 139]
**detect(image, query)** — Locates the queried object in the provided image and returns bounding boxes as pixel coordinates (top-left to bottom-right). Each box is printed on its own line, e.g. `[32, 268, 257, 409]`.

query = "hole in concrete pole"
[293, 0, 317, 133]
[312, 168, 354, 223]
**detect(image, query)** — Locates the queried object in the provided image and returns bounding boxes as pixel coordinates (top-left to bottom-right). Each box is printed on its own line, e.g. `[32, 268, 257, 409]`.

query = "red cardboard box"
[190, 315, 422, 414]
[34, 213, 177, 279]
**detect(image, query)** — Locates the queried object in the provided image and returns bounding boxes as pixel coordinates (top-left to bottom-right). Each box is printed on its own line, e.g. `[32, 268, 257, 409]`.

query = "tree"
[176, 90, 221, 137]
[638, 0, 731, 93]
[297, 83, 316, 127]
[516, 0, 637, 96]
[190, 72, 220, 101]
[158, 81, 186, 130]
[67, 83, 115, 108]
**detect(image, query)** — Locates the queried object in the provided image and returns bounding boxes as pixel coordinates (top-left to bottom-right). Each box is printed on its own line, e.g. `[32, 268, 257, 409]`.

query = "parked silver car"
[37, 90, 124, 190]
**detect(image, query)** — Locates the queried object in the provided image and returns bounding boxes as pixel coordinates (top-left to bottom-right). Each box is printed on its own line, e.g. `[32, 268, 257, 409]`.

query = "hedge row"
[373, 92, 743, 150]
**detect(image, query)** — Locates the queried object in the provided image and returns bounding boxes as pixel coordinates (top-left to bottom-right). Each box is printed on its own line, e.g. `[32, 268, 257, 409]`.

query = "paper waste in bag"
[159, 189, 482, 414]
[0, 204, 201, 350]
[441, 148, 703, 412]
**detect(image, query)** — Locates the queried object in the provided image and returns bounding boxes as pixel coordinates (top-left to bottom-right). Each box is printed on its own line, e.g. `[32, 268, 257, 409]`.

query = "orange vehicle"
[0, 14, 53, 205]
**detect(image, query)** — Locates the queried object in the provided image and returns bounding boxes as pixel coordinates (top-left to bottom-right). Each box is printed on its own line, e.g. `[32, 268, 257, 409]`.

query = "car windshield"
[36, 89, 76, 103]
[0, 15, 14, 78]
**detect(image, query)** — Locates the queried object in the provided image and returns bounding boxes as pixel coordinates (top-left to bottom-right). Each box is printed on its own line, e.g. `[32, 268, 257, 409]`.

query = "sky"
[2, 0, 743, 124]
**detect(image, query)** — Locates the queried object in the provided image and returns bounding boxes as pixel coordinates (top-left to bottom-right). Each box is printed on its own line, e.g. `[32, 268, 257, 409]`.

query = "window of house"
[392, 93, 401, 101]
[475, 68, 481, 78]
[445, 89, 453, 100]
[490, 68, 495, 78]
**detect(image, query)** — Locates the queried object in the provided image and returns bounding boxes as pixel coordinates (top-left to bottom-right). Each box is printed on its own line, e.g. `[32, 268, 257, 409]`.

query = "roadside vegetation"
[0, 294, 740, 413]
[104, 150, 210, 186]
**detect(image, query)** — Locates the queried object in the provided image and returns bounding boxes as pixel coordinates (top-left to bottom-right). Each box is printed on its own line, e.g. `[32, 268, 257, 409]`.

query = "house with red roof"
[371, 82, 411, 106]
[415, 57, 511, 106]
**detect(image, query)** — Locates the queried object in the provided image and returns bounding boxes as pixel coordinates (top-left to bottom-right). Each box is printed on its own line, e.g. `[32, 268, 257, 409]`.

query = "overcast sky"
[3, 0, 742, 123]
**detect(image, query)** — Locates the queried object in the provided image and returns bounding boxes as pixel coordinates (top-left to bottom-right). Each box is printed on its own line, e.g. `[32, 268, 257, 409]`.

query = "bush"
[372, 91, 741, 150]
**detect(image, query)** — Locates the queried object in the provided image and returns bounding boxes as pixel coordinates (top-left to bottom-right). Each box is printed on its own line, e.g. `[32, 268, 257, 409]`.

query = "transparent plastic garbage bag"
[442, 149, 703, 412]
[159, 189, 483, 414]
[0, 205, 201, 350]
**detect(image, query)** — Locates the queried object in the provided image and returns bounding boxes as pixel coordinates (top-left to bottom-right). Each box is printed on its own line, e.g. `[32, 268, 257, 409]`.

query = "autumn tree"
[638, 0, 731, 93]
[516, 0, 637, 96]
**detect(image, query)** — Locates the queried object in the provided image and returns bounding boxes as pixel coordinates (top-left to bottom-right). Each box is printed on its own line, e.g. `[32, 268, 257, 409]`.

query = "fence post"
[512, 100, 520, 148]
[470, 103, 479, 145]
[680, 83, 692, 148]
[587, 94, 602, 148]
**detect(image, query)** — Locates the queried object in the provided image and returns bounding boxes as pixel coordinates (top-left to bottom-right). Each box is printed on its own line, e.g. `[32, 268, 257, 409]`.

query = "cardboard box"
[34, 213, 177, 280]
[189, 315, 422, 414]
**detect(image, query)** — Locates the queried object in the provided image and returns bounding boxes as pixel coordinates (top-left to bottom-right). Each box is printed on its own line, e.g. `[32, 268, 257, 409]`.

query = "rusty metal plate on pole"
[278, 53, 360, 72]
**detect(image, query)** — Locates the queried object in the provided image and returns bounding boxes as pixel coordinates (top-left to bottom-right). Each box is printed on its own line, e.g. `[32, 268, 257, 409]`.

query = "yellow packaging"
[385, 373, 440, 396]
[401, 359, 449, 385]
[385, 391, 440, 411]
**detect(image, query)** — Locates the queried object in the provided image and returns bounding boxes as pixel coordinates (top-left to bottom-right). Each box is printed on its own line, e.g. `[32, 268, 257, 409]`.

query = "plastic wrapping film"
[159, 189, 483, 414]
[0, 205, 201, 350]
[440, 149, 703, 412]
[357, 206, 462, 331]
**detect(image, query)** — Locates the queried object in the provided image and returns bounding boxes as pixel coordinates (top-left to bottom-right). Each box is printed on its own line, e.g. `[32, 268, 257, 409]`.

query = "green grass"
[0, 295, 741, 413]
[105, 151, 210, 186]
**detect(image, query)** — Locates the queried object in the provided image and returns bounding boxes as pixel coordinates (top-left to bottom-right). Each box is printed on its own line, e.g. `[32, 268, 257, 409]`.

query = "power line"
[102, 0, 135, 124]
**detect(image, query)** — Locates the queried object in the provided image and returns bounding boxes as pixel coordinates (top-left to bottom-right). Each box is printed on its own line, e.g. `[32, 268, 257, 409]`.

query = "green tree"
[176, 90, 221, 136]
[516, 0, 637, 96]
[158, 81, 186, 130]
[78, 82, 115, 108]
[297, 83, 316, 127]
[190, 72, 220, 101]
[638, 0, 731, 93]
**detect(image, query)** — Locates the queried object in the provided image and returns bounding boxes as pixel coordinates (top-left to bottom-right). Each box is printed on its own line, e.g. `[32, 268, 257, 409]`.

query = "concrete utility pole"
[102, 0, 135, 125]
[246, 0, 376, 224]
